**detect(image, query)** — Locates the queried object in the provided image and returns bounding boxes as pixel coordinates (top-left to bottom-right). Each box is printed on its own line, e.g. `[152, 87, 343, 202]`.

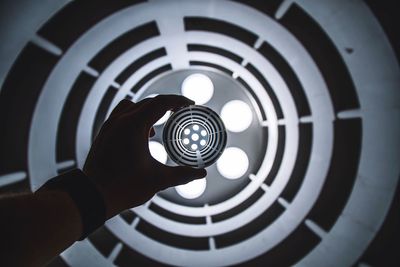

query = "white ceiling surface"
[0, 0, 398, 266]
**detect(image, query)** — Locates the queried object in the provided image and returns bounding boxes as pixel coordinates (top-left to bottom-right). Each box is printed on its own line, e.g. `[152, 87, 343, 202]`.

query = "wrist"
[37, 169, 106, 240]
[81, 169, 123, 219]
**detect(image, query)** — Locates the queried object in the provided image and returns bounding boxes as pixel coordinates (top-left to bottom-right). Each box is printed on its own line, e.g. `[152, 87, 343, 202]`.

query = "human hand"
[83, 95, 207, 219]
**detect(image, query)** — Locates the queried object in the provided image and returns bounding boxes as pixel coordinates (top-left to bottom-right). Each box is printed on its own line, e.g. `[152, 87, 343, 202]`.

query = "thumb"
[158, 166, 207, 190]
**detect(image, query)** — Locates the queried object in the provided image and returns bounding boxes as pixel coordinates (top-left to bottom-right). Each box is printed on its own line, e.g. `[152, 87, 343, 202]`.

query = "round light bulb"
[181, 74, 214, 105]
[217, 147, 249, 179]
[192, 133, 199, 141]
[176, 178, 207, 199]
[221, 100, 253, 132]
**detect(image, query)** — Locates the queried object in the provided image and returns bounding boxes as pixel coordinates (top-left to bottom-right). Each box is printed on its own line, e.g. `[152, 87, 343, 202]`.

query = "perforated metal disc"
[163, 105, 227, 168]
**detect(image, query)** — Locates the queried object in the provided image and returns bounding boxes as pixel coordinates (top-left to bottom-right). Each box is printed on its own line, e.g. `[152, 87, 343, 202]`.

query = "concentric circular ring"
[0, 0, 399, 266]
[163, 105, 227, 168]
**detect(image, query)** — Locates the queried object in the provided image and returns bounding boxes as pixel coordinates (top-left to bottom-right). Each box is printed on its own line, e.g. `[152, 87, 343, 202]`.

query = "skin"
[0, 95, 207, 267]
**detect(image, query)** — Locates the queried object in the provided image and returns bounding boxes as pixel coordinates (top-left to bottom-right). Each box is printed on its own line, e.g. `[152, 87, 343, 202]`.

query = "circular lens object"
[163, 105, 227, 168]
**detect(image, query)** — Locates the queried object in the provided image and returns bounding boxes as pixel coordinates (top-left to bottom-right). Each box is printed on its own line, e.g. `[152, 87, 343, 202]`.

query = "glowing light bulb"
[191, 133, 199, 141]
[181, 74, 214, 105]
[176, 178, 206, 199]
[217, 147, 249, 179]
[221, 100, 253, 132]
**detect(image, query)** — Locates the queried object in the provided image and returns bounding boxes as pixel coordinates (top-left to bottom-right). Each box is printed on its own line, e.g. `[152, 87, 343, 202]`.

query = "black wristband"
[37, 169, 106, 240]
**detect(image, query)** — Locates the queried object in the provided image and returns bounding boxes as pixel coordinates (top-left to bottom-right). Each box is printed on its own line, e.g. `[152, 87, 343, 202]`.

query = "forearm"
[0, 96, 206, 266]
[0, 191, 82, 267]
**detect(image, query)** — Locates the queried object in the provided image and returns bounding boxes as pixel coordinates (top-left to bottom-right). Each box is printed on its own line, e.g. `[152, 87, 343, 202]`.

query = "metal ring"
[163, 105, 227, 168]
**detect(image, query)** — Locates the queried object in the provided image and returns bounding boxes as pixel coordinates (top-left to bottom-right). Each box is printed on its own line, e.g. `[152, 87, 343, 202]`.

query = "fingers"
[111, 97, 154, 119]
[157, 165, 207, 190]
[140, 95, 194, 127]
[109, 99, 135, 118]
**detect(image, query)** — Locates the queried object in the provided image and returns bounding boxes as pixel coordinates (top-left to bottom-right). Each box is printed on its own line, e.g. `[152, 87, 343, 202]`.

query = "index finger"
[109, 99, 134, 118]
[141, 94, 194, 126]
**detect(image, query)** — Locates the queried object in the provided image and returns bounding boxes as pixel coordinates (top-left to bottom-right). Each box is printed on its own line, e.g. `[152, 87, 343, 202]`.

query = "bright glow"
[221, 100, 253, 132]
[181, 74, 214, 105]
[217, 147, 249, 179]
[191, 144, 198, 150]
[191, 133, 199, 141]
[176, 178, 207, 199]
[201, 130, 207, 136]
[183, 138, 190, 145]
[200, 140, 206, 146]
[148, 141, 168, 164]
[143, 94, 171, 125]
[193, 125, 199, 131]
[184, 129, 191, 135]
